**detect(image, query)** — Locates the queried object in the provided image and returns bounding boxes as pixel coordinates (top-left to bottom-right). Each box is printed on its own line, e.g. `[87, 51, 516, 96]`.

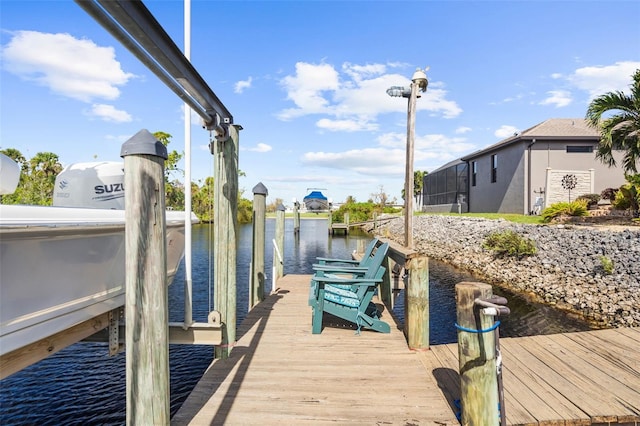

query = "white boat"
[303, 189, 329, 211]
[0, 155, 197, 358]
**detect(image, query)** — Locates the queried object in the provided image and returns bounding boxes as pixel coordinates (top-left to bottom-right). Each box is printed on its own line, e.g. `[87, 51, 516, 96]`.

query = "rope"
[454, 320, 501, 334]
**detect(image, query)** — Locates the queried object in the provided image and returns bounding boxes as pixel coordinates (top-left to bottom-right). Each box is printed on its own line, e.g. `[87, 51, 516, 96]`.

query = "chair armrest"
[312, 264, 368, 273]
[315, 257, 359, 265]
[312, 275, 382, 285]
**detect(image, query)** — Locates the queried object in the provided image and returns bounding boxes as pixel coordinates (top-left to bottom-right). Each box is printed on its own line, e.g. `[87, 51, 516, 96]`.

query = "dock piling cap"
[252, 182, 268, 196]
[120, 129, 168, 160]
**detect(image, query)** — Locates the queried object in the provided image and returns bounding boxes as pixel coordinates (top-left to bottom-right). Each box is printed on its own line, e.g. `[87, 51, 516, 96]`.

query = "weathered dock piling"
[213, 125, 241, 359]
[273, 203, 285, 287]
[251, 183, 267, 308]
[293, 200, 300, 234]
[121, 129, 170, 425]
[376, 238, 430, 350]
[455, 282, 500, 426]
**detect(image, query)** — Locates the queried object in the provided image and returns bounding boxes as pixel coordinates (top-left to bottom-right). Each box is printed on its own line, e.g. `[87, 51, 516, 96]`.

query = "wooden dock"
[329, 222, 349, 235]
[172, 274, 640, 425]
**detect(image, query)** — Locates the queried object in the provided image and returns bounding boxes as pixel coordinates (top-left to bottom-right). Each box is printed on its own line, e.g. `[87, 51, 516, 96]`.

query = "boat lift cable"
[75, 0, 232, 140]
[208, 131, 215, 314]
[183, 0, 192, 328]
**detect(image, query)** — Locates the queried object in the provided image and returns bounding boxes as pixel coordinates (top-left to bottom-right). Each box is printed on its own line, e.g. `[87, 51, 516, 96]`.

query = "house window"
[566, 145, 594, 153]
[471, 161, 477, 186]
[491, 154, 497, 183]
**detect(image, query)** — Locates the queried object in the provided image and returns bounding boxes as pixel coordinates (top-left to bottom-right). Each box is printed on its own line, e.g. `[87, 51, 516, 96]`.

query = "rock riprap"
[362, 215, 639, 328]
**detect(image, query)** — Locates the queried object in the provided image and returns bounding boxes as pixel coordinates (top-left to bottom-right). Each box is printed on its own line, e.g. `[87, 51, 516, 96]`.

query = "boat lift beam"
[75, 0, 232, 137]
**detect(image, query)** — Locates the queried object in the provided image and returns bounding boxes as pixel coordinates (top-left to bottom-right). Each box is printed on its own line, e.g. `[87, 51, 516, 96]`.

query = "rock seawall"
[362, 215, 640, 328]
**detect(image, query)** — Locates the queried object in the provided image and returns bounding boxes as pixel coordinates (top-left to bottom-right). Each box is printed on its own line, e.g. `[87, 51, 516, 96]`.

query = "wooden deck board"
[172, 274, 640, 425]
[172, 274, 458, 425]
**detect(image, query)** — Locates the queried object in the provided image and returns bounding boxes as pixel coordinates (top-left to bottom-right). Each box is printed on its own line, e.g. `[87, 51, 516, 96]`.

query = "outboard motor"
[53, 162, 125, 209]
[0, 153, 20, 195]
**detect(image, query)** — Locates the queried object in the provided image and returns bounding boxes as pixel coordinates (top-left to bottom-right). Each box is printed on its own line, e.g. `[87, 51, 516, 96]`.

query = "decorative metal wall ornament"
[561, 174, 578, 202]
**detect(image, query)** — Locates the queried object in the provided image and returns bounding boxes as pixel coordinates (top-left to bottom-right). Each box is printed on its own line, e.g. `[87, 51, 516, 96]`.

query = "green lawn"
[417, 212, 545, 224]
[266, 211, 545, 224]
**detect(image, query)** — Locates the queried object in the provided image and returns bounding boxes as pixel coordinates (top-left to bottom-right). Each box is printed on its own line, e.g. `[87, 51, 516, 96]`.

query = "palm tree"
[586, 69, 640, 173]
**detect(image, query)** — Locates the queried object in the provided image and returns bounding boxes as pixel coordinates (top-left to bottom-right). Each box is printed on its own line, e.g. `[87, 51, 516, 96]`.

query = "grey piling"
[293, 200, 300, 234]
[274, 203, 285, 283]
[121, 129, 170, 425]
[405, 255, 429, 350]
[213, 125, 240, 359]
[455, 282, 499, 426]
[251, 182, 268, 308]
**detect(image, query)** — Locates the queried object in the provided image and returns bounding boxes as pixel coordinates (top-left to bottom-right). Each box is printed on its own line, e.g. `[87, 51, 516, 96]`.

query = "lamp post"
[387, 68, 428, 248]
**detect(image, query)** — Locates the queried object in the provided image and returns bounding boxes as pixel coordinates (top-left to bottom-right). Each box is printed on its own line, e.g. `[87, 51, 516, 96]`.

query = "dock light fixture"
[386, 67, 429, 248]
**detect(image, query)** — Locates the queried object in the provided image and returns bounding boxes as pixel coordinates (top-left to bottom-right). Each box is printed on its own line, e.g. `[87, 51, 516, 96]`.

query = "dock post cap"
[276, 203, 286, 211]
[120, 129, 168, 160]
[252, 182, 268, 196]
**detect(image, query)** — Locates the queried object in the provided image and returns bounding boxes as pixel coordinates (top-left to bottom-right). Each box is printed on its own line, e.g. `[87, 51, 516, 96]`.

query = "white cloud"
[316, 118, 378, 132]
[244, 142, 272, 152]
[341, 62, 387, 82]
[278, 62, 340, 120]
[414, 133, 474, 154]
[416, 85, 463, 119]
[300, 131, 474, 177]
[2, 30, 134, 102]
[87, 104, 132, 122]
[302, 147, 406, 177]
[494, 125, 519, 139]
[455, 126, 472, 134]
[277, 61, 462, 127]
[539, 90, 572, 108]
[234, 76, 253, 94]
[105, 134, 133, 143]
[567, 61, 640, 99]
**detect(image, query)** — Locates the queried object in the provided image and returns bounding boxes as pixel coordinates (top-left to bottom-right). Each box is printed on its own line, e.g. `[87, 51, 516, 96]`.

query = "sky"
[1, 1, 639, 207]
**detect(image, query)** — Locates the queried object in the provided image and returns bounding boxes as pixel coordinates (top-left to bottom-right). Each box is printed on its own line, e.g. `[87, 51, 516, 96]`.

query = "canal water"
[0, 219, 592, 425]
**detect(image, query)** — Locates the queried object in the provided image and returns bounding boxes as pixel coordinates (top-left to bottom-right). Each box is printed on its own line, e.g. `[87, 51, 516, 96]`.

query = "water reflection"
[392, 258, 593, 344]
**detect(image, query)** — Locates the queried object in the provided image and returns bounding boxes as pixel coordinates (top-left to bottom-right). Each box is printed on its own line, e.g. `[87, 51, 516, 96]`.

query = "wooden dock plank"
[562, 331, 640, 377]
[551, 333, 640, 397]
[535, 335, 640, 422]
[172, 274, 640, 425]
[501, 337, 592, 425]
[172, 274, 458, 425]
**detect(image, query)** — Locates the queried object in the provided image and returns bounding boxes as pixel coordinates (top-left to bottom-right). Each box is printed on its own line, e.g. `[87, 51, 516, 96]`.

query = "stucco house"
[422, 118, 627, 214]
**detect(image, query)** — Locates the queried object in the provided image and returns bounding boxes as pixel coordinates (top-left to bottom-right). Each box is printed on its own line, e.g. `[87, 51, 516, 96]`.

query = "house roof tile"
[461, 118, 599, 161]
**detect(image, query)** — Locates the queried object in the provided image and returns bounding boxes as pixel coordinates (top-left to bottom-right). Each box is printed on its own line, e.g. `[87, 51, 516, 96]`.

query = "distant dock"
[172, 274, 640, 425]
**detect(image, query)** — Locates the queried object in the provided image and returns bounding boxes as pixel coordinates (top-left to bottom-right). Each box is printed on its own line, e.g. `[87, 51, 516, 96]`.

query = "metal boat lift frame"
[1, 1, 230, 379]
[75, 0, 228, 346]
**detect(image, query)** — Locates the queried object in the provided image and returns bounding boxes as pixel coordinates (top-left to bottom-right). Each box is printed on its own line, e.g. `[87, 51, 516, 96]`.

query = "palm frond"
[586, 69, 640, 174]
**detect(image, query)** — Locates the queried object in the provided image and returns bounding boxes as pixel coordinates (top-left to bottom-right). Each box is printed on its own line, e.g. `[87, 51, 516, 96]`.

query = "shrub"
[576, 193, 600, 209]
[612, 189, 632, 210]
[540, 199, 589, 223]
[610, 175, 640, 214]
[482, 230, 537, 258]
[600, 187, 618, 202]
[599, 256, 614, 275]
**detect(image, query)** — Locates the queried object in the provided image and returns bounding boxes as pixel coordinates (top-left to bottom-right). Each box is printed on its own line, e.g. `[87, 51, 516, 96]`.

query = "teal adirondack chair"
[314, 238, 379, 268]
[309, 243, 390, 334]
[311, 238, 383, 280]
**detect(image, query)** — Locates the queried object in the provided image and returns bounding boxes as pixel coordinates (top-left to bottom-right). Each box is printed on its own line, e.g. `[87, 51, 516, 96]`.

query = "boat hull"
[303, 190, 329, 211]
[0, 205, 195, 356]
